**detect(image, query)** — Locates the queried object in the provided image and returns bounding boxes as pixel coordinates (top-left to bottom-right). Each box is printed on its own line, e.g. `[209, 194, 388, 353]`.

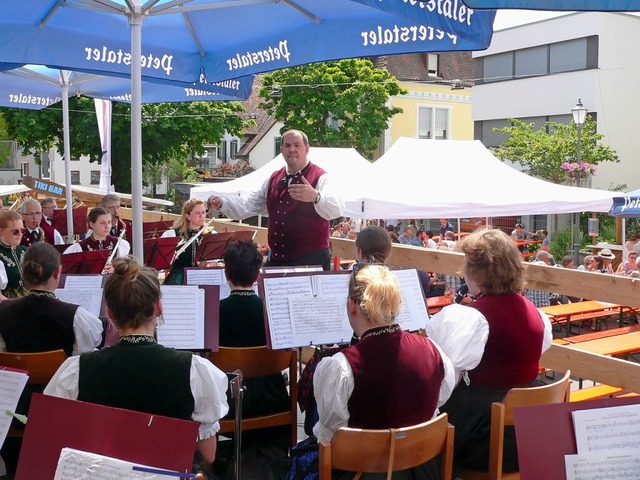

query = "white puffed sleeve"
[312, 352, 354, 445]
[425, 304, 489, 385]
[190, 355, 229, 441]
[43, 356, 81, 399]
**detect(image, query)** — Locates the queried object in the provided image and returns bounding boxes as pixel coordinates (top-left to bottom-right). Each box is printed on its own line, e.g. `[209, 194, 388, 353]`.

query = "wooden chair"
[0, 349, 67, 438]
[319, 412, 454, 480]
[208, 346, 298, 447]
[459, 370, 571, 480]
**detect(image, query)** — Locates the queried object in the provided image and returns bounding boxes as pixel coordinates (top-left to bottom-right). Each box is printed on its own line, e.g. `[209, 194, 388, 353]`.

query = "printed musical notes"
[566, 404, 640, 479]
[158, 286, 205, 349]
[0, 368, 28, 447]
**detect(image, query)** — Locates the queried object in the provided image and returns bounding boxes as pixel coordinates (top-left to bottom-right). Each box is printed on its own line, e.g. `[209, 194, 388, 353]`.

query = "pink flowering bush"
[560, 162, 597, 178]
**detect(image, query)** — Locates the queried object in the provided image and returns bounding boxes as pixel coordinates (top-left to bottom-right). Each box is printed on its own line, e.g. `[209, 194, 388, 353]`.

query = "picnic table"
[539, 300, 625, 336]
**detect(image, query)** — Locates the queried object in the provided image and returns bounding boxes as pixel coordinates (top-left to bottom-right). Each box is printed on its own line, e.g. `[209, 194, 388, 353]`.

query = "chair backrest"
[480, 370, 572, 480]
[319, 413, 454, 480]
[0, 350, 67, 385]
[500, 369, 571, 425]
[208, 346, 298, 446]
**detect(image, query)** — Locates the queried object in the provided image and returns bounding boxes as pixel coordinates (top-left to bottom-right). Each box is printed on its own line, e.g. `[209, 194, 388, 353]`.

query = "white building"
[473, 12, 640, 192]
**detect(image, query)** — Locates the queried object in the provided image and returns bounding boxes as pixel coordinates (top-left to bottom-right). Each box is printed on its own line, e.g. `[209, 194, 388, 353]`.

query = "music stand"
[52, 207, 88, 236]
[144, 237, 182, 270]
[195, 230, 257, 262]
[60, 250, 110, 274]
[143, 220, 174, 240]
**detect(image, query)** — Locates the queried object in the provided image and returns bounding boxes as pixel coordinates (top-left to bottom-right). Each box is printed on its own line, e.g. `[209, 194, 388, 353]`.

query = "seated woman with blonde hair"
[312, 264, 455, 478]
[45, 256, 228, 472]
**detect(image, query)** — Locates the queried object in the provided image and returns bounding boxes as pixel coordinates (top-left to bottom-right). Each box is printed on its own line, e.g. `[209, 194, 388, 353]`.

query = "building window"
[478, 36, 597, 84]
[71, 171, 80, 185]
[483, 51, 513, 83]
[91, 171, 100, 185]
[230, 139, 239, 160]
[427, 54, 439, 76]
[218, 141, 227, 162]
[274, 137, 282, 157]
[515, 45, 547, 79]
[550, 38, 587, 74]
[418, 107, 449, 140]
[20, 162, 29, 176]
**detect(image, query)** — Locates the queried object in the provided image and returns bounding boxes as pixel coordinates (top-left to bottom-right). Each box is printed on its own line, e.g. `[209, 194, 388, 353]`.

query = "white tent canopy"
[190, 147, 372, 206]
[344, 138, 618, 219]
[0, 184, 30, 197]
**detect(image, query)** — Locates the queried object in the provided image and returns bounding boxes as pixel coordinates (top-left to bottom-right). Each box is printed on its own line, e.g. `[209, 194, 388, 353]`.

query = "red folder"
[195, 230, 257, 262]
[16, 394, 199, 480]
[60, 250, 110, 274]
[144, 237, 182, 270]
[513, 395, 640, 480]
[52, 207, 88, 236]
[143, 220, 174, 240]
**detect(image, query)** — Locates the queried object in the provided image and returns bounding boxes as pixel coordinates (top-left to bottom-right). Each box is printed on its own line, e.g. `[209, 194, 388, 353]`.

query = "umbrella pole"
[60, 73, 74, 242]
[130, 7, 144, 260]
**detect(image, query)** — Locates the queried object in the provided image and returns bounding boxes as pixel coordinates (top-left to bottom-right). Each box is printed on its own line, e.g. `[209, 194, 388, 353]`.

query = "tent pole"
[130, 5, 143, 260]
[60, 73, 74, 242]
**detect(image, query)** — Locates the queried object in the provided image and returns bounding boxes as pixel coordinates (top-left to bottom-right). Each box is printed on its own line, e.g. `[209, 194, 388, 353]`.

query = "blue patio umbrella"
[461, 0, 640, 11]
[0, 65, 254, 237]
[610, 188, 640, 217]
[0, 0, 496, 257]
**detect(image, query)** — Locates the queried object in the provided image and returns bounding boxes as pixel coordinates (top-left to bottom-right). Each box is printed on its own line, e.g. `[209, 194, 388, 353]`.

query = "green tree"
[0, 113, 11, 167]
[258, 59, 406, 159]
[491, 117, 619, 184]
[1, 97, 247, 192]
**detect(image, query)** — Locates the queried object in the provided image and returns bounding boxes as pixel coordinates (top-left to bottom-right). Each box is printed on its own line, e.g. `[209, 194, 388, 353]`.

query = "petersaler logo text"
[8, 93, 60, 107]
[84, 46, 174, 76]
[620, 196, 640, 213]
[224, 20, 461, 75]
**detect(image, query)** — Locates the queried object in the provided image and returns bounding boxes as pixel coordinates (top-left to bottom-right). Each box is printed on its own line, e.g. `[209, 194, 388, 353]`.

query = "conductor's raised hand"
[288, 176, 318, 203]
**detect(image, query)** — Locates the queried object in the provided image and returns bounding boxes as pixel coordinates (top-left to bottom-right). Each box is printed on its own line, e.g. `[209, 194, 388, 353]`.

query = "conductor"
[207, 130, 343, 270]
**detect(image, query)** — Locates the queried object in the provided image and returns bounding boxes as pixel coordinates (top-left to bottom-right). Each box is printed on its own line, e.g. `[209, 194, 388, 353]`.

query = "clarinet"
[101, 225, 127, 275]
[171, 217, 216, 265]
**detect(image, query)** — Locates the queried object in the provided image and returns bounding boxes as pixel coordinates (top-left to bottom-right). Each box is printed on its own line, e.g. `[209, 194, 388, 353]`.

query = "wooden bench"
[551, 310, 619, 335]
[564, 325, 640, 344]
[569, 384, 625, 402]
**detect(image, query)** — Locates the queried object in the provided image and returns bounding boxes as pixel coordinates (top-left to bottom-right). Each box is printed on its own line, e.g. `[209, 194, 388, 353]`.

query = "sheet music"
[572, 404, 640, 454]
[313, 274, 350, 296]
[158, 286, 205, 349]
[185, 268, 257, 300]
[391, 269, 430, 331]
[0, 368, 29, 448]
[565, 453, 640, 480]
[54, 447, 180, 479]
[263, 276, 315, 349]
[55, 288, 104, 318]
[289, 295, 351, 346]
[185, 268, 225, 286]
[63, 275, 103, 290]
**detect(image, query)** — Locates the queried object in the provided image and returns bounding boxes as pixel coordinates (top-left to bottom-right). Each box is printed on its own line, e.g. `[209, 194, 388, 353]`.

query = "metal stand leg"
[228, 370, 244, 480]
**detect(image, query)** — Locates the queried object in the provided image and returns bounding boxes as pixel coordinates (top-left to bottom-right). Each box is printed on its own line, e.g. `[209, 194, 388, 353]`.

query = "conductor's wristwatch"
[313, 191, 321, 204]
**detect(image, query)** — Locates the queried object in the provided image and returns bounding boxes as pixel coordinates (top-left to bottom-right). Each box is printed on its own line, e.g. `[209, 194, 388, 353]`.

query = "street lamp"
[571, 98, 588, 266]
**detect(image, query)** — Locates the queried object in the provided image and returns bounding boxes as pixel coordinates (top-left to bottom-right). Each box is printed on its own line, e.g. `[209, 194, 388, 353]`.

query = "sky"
[492, 9, 640, 30]
[492, 9, 571, 30]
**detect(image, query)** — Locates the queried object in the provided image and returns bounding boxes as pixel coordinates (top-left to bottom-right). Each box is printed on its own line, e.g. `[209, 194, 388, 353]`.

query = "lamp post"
[571, 98, 588, 266]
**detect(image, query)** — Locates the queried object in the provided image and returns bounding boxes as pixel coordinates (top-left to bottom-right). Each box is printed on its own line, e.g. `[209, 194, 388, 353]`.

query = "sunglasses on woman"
[9, 228, 27, 236]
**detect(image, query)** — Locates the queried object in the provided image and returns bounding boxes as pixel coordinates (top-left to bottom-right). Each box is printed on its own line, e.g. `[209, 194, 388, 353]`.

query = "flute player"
[161, 199, 216, 285]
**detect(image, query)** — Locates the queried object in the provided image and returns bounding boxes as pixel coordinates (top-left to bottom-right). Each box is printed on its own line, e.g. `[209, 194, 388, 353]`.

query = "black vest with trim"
[78, 341, 194, 421]
[0, 294, 77, 356]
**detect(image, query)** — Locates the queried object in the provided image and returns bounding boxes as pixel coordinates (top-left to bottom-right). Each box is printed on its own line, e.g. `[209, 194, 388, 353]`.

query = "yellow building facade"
[383, 81, 473, 151]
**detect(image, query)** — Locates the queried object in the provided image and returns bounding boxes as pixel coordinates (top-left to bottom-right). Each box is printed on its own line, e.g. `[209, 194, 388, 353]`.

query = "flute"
[101, 224, 127, 275]
[171, 217, 216, 265]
